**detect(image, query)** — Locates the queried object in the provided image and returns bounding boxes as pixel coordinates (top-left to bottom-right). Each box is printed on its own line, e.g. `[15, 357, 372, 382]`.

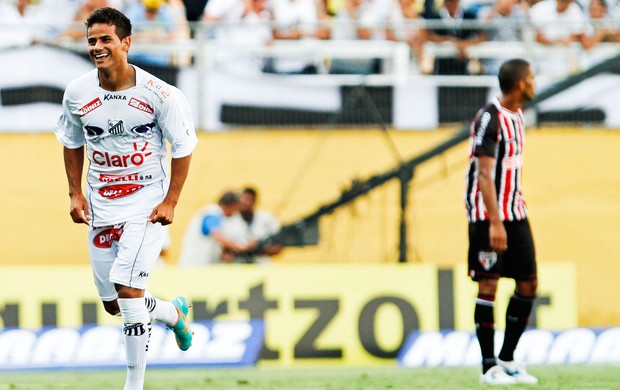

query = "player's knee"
[103, 300, 120, 316]
[478, 278, 499, 296]
[516, 279, 538, 298]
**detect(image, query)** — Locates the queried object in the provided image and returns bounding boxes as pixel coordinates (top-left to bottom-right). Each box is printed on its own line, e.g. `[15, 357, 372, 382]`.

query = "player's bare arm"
[477, 155, 507, 252]
[148, 154, 192, 225]
[63, 146, 91, 225]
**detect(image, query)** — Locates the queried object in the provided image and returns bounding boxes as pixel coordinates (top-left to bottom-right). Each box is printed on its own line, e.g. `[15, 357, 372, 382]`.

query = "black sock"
[498, 293, 535, 362]
[475, 294, 496, 373]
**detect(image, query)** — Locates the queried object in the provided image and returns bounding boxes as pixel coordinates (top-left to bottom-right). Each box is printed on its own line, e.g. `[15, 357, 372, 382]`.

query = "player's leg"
[116, 285, 150, 390]
[468, 221, 515, 384]
[88, 224, 123, 315]
[144, 291, 193, 351]
[497, 219, 538, 384]
[109, 219, 163, 390]
[475, 279, 500, 372]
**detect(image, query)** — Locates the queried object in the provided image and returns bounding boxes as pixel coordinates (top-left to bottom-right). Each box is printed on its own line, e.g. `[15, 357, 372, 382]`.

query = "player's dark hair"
[219, 191, 240, 206]
[86, 7, 132, 40]
[498, 59, 530, 93]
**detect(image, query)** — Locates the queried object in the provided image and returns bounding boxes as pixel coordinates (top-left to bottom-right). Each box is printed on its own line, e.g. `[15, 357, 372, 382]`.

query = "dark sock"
[498, 293, 535, 362]
[475, 294, 496, 373]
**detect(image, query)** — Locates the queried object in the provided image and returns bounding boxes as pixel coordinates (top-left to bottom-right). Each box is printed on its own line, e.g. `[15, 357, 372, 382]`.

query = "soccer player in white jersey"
[54, 7, 197, 390]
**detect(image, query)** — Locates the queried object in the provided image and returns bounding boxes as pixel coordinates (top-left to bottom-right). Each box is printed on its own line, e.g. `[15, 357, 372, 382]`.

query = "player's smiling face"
[87, 23, 130, 70]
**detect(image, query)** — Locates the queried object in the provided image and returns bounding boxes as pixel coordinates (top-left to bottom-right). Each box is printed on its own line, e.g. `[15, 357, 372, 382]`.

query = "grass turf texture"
[0, 365, 618, 389]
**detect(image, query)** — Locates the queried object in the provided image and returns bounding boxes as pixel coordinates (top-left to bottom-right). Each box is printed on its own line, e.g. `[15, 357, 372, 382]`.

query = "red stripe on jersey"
[501, 114, 513, 221]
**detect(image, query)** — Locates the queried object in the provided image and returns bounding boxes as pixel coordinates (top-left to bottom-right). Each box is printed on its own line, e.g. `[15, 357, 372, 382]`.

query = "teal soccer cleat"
[170, 296, 193, 351]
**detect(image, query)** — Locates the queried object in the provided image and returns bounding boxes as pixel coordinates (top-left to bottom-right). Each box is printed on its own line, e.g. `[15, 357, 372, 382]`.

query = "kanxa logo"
[104, 94, 127, 101]
[138, 271, 149, 278]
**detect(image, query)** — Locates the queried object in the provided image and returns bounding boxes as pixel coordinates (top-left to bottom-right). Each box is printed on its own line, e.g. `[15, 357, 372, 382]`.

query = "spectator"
[580, 0, 618, 67]
[529, 0, 587, 75]
[329, 0, 392, 74]
[583, 0, 617, 49]
[478, 0, 527, 75]
[0, 0, 78, 45]
[267, 0, 327, 74]
[203, 0, 273, 75]
[424, 0, 487, 75]
[64, 0, 112, 39]
[0, 0, 36, 47]
[386, 0, 429, 73]
[124, 0, 190, 67]
[238, 186, 283, 263]
[530, 0, 587, 45]
[178, 191, 257, 266]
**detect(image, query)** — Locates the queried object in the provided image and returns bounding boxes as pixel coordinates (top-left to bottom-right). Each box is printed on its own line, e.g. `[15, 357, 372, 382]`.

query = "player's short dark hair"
[498, 59, 531, 93]
[86, 7, 132, 40]
[219, 191, 240, 206]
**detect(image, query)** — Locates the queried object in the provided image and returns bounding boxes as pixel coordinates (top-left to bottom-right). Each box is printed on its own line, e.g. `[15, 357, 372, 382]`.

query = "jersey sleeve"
[473, 105, 499, 158]
[54, 89, 85, 149]
[157, 85, 198, 159]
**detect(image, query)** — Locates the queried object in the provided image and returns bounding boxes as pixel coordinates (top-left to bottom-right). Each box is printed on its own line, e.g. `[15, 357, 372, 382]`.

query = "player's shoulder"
[474, 101, 499, 123]
[64, 69, 99, 99]
[134, 65, 177, 102]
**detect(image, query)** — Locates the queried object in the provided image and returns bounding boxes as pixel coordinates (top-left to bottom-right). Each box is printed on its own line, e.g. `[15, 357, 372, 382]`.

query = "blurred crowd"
[1, 0, 619, 74]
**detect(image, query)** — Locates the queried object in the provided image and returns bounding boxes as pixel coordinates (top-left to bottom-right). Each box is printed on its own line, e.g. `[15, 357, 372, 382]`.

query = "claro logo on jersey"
[129, 98, 154, 114]
[77, 98, 102, 117]
[92, 142, 152, 167]
[99, 184, 144, 199]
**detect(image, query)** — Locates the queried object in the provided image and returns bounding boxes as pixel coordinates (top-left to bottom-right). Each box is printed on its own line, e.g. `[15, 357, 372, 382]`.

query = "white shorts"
[88, 219, 165, 301]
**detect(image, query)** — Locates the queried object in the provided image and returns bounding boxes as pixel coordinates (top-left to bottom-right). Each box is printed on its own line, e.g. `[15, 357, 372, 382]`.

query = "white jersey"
[54, 66, 198, 227]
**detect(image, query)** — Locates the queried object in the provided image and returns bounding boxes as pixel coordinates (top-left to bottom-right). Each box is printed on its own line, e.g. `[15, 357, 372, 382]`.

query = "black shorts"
[468, 218, 537, 281]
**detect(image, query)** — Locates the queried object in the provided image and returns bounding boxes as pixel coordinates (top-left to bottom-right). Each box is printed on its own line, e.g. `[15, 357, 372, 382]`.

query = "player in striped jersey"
[465, 59, 539, 385]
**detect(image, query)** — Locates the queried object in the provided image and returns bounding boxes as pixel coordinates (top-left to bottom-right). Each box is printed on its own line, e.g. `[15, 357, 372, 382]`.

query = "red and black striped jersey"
[465, 97, 528, 222]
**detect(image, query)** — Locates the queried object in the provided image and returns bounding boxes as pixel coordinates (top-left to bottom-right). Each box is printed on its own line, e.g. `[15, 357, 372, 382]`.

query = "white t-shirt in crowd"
[530, 0, 587, 41]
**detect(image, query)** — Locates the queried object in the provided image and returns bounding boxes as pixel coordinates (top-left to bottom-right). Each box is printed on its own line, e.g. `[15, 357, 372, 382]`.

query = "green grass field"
[0, 365, 618, 390]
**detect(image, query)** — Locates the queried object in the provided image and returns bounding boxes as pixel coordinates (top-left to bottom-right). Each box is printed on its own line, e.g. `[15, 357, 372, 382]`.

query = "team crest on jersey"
[130, 122, 156, 138]
[85, 125, 105, 142]
[128, 97, 154, 114]
[77, 98, 102, 117]
[108, 118, 125, 136]
[478, 251, 498, 271]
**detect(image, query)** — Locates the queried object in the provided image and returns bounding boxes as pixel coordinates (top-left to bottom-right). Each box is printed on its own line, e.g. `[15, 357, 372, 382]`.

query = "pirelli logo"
[129, 97, 154, 114]
[77, 98, 102, 117]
